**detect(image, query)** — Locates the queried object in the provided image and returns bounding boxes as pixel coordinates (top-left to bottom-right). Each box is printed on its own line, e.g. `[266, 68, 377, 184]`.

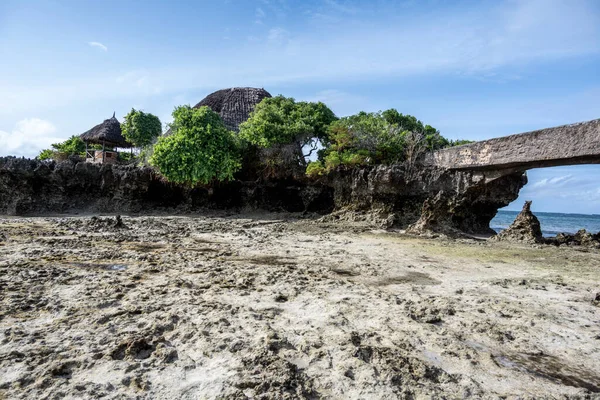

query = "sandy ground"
[0, 214, 599, 399]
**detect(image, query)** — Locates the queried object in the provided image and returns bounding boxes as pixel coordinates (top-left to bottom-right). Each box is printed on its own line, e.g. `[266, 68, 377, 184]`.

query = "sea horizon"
[502, 209, 599, 217]
[492, 209, 600, 236]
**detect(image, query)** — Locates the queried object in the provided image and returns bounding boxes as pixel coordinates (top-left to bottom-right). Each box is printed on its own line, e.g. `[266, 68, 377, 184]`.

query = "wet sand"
[1, 214, 599, 399]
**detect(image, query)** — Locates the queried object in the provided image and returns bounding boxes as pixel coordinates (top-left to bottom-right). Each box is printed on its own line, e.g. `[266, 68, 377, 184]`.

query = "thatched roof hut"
[79, 113, 132, 148]
[193, 87, 272, 132]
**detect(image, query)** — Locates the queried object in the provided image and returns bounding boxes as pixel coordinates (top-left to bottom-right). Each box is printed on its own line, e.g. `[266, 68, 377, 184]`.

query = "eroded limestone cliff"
[0, 157, 526, 234]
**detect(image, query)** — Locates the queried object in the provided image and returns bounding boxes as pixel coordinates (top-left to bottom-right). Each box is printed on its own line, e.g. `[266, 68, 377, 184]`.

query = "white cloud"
[0, 118, 63, 158]
[88, 41, 108, 52]
[506, 165, 600, 214]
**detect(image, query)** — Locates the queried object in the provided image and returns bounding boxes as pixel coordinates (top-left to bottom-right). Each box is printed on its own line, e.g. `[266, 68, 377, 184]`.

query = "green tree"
[239, 95, 337, 154]
[325, 111, 405, 167]
[382, 109, 449, 151]
[309, 109, 460, 176]
[37, 135, 86, 160]
[150, 105, 241, 185]
[121, 109, 162, 147]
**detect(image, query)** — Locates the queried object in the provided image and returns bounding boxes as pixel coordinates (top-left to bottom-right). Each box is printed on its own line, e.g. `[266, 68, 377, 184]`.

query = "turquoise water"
[491, 210, 600, 237]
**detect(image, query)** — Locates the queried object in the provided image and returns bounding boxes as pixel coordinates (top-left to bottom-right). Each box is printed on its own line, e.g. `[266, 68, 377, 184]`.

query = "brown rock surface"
[494, 201, 543, 243]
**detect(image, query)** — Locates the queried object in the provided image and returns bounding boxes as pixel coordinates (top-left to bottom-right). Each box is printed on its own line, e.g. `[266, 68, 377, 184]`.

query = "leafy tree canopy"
[307, 109, 460, 176]
[121, 109, 162, 147]
[238, 95, 337, 148]
[150, 106, 241, 185]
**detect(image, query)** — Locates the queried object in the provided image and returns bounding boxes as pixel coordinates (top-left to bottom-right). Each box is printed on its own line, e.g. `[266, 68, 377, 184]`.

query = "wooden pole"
[102, 140, 105, 163]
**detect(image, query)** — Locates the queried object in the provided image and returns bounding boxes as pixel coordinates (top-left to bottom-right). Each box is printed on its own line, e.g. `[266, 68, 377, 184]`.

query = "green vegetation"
[239, 95, 337, 155]
[72, 93, 471, 184]
[306, 109, 467, 176]
[150, 106, 241, 185]
[121, 109, 162, 147]
[37, 135, 87, 160]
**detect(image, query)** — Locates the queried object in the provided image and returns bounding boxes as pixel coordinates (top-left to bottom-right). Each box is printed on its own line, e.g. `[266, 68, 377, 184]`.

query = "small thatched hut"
[193, 87, 272, 132]
[79, 113, 132, 164]
[165, 87, 271, 136]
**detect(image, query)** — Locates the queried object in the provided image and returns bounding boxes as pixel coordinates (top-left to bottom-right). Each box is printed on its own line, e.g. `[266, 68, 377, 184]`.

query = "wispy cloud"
[2, 0, 599, 117]
[88, 41, 108, 52]
[0, 118, 62, 158]
[531, 175, 575, 188]
[255, 7, 266, 24]
[508, 165, 600, 214]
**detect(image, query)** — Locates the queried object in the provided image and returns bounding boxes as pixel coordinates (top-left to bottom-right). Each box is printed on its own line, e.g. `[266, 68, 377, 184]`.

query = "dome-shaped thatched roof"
[194, 87, 271, 132]
[79, 113, 132, 148]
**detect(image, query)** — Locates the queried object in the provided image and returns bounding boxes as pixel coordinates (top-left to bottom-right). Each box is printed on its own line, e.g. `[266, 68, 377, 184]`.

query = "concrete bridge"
[425, 118, 600, 171]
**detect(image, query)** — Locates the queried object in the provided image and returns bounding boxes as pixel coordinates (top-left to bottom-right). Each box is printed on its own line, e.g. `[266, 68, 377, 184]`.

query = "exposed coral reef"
[1, 215, 599, 398]
[544, 229, 600, 248]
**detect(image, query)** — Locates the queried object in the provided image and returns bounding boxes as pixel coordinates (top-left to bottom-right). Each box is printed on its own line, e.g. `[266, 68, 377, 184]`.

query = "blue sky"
[0, 0, 599, 214]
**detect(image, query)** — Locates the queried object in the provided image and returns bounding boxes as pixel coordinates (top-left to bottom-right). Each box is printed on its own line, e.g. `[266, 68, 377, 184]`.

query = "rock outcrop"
[544, 229, 600, 248]
[494, 201, 543, 243]
[0, 157, 334, 216]
[328, 165, 526, 234]
[0, 157, 526, 235]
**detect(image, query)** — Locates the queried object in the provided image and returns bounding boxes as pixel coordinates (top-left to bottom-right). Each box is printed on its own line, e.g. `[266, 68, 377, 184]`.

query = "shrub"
[121, 109, 162, 147]
[305, 161, 326, 177]
[37, 135, 87, 160]
[150, 106, 241, 185]
[38, 149, 56, 161]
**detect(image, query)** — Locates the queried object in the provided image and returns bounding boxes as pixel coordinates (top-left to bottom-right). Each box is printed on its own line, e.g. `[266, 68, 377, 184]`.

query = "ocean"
[491, 210, 600, 237]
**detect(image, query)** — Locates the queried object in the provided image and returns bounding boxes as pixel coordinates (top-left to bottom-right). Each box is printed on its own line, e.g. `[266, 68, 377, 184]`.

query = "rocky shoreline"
[493, 201, 600, 248]
[0, 156, 525, 236]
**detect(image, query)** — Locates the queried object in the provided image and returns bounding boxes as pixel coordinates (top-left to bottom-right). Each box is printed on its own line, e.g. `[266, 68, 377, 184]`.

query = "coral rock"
[494, 201, 543, 244]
